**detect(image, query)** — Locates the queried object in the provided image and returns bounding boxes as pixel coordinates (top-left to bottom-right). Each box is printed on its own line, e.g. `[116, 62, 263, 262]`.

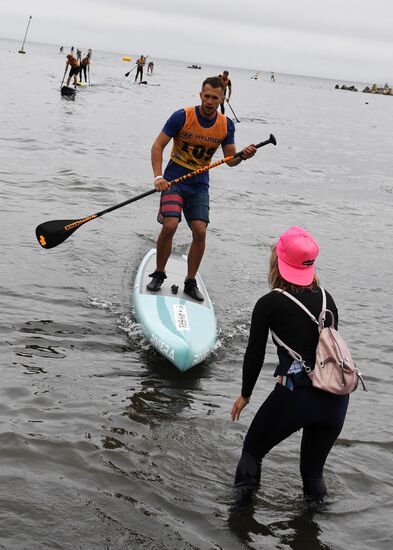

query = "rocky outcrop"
[362, 83, 392, 96]
[335, 83, 392, 96]
[335, 84, 358, 92]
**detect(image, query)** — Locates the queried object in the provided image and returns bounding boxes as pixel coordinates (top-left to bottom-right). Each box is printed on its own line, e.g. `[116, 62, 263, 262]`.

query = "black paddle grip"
[234, 133, 277, 159]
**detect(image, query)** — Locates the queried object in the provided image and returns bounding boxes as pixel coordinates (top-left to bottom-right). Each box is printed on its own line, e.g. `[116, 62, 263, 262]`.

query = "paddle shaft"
[60, 65, 67, 88]
[125, 66, 136, 77]
[95, 136, 275, 218]
[227, 101, 240, 122]
[20, 15, 32, 50]
[36, 134, 276, 248]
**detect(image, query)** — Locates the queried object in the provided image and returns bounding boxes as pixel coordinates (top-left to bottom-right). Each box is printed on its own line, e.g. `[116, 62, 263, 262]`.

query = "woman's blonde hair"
[268, 245, 320, 292]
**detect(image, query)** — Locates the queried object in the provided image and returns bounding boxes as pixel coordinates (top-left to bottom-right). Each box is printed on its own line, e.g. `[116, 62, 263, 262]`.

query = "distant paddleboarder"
[218, 71, 232, 114]
[135, 55, 146, 83]
[64, 52, 79, 87]
[147, 60, 154, 74]
[147, 76, 256, 301]
[79, 50, 91, 83]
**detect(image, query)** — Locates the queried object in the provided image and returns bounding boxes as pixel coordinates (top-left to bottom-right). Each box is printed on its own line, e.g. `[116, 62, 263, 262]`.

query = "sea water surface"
[1, 38, 393, 549]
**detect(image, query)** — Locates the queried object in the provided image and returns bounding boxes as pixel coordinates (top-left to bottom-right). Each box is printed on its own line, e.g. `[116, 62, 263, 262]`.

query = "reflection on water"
[228, 493, 332, 549]
[15, 342, 67, 358]
[126, 385, 192, 425]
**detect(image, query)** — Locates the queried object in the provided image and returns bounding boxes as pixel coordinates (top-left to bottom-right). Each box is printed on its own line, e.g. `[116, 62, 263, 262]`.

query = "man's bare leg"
[187, 220, 207, 279]
[156, 217, 179, 272]
[184, 220, 206, 302]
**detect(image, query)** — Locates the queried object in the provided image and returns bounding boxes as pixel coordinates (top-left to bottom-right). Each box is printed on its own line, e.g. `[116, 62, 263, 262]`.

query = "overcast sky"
[1, 0, 392, 82]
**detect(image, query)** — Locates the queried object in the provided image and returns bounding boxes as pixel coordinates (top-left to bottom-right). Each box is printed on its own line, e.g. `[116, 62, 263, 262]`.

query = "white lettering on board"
[150, 334, 175, 360]
[192, 348, 213, 365]
[174, 304, 190, 331]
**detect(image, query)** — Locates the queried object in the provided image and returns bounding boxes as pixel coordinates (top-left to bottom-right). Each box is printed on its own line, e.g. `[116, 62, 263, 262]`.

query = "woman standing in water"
[231, 226, 349, 502]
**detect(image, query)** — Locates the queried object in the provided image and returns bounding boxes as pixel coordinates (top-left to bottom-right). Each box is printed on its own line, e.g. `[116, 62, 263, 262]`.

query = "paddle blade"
[125, 71, 131, 77]
[269, 133, 277, 146]
[61, 86, 76, 97]
[35, 215, 97, 249]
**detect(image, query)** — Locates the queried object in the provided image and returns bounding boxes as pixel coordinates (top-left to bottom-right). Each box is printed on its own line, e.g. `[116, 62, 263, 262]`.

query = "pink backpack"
[271, 288, 367, 395]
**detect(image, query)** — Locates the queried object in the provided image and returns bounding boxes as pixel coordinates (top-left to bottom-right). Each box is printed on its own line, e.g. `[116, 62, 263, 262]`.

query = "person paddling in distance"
[218, 71, 232, 114]
[135, 54, 146, 82]
[231, 226, 350, 502]
[79, 50, 91, 83]
[65, 51, 80, 87]
[147, 76, 256, 301]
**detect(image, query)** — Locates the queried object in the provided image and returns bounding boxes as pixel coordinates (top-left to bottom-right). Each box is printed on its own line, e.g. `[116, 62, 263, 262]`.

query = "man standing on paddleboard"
[218, 70, 232, 114]
[135, 54, 146, 83]
[65, 51, 80, 87]
[148, 76, 256, 301]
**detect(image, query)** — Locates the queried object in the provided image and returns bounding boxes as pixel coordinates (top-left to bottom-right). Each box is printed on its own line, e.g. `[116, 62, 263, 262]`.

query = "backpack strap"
[270, 329, 304, 363]
[318, 308, 334, 329]
[271, 287, 327, 364]
[272, 287, 326, 325]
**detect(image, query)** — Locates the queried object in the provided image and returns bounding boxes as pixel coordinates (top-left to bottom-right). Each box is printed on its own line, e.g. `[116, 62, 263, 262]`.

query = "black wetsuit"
[80, 58, 89, 82]
[80, 64, 87, 81]
[135, 60, 145, 82]
[235, 286, 349, 501]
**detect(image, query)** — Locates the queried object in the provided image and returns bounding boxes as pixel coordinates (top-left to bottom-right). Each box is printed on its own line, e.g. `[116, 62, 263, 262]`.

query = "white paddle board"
[132, 249, 217, 371]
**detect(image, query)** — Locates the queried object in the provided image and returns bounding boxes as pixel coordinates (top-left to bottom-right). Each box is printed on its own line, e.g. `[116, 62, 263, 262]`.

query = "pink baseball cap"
[276, 226, 319, 286]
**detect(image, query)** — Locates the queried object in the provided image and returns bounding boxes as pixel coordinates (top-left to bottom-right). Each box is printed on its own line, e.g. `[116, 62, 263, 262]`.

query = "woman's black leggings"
[235, 383, 349, 500]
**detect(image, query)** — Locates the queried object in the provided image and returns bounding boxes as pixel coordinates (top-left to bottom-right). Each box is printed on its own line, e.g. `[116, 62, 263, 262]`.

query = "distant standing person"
[147, 76, 256, 301]
[65, 52, 79, 87]
[231, 226, 350, 503]
[218, 71, 232, 114]
[135, 55, 146, 82]
[79, 51, 91, 83]
[59, 45, 64, 54]
[271, 71, 275, 81]
[147, 60, 154, 74]
[76, 48, 82, 62]
[70, 46, 74, 53]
